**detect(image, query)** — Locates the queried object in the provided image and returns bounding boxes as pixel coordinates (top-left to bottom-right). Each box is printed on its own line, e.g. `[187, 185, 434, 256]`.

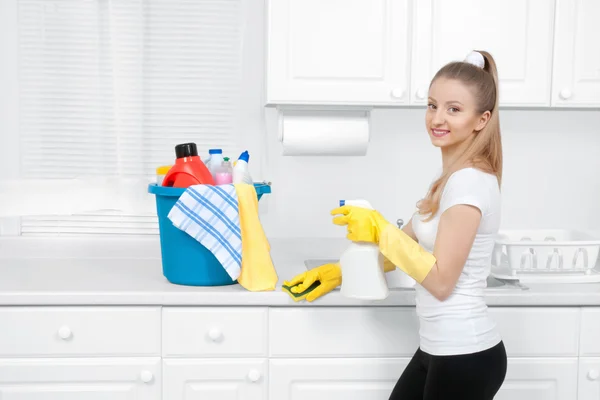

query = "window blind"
[15, 0, 247, 235]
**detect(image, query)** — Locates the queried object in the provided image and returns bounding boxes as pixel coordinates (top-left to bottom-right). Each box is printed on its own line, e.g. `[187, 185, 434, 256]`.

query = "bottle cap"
[223, 157, 230, 161]
[175, 143, 198, 158]
[156, 165, 172, 175]
[339, 200, 345, 206]
[209, 149, 223, 155]
[238, 150, 250, 162]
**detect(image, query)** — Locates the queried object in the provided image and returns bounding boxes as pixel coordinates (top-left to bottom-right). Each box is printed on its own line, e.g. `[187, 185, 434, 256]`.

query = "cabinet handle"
[58, 326, 72, 340]
[140, 370, 154, 383]
[247, 369, 261, 383]
[559, 88, 572, 100]
[390, 88, 404, 99]
[208, 328, 223, 342]
[588, 369, 599, 381]
[415, 88, 427, 100]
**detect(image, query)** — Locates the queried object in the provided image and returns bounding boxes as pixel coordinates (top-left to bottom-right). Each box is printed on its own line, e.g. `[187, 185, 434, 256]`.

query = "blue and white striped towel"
[168, 184, 242, 280]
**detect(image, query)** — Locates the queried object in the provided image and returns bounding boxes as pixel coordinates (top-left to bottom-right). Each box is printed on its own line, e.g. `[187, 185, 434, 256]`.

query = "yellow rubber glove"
[331, 205, 437, 283]
[383, 256, 397, 273]
[331, 205, 389, 243]
[282, 263, 342, 302]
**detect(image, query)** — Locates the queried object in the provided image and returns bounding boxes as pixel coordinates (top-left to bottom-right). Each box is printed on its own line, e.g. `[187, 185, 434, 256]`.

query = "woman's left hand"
[330, 205, 391, 243]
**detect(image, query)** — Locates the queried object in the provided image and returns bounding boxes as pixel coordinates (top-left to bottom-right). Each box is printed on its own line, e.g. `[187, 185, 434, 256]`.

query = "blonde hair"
[417, 50, 503, 220]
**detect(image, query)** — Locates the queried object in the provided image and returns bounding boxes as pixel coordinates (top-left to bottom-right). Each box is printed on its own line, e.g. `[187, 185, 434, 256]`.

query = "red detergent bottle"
[162, 143, 215, 187]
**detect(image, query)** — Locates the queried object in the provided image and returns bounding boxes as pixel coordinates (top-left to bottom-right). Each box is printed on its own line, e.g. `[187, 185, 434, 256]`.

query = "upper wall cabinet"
[410, 0, 555, 107]
[266, 0, 411, 106]
[551, 0, 600, 107]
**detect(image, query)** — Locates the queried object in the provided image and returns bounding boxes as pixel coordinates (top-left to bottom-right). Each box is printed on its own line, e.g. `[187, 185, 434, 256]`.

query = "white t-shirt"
[411, 167, 502, 356]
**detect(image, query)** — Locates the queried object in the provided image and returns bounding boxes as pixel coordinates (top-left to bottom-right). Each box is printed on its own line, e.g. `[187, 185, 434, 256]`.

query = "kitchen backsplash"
[258, 107, 600, 238]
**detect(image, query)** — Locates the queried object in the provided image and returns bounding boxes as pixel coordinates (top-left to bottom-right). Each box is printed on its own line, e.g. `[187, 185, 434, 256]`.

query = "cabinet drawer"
[162, 307, 267, 357]
[269, 307, 420, 357]
[580, 308, 600, 356]
[490, 307, 580, 356]
[0, 306, 161, 357]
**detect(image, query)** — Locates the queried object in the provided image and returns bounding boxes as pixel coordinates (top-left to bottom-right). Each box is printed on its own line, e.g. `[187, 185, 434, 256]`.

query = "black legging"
[389, 341, 507, 400]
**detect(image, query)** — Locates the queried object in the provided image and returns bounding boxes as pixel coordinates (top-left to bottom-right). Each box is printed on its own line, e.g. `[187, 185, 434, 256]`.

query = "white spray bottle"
[338, 199, 390, 300]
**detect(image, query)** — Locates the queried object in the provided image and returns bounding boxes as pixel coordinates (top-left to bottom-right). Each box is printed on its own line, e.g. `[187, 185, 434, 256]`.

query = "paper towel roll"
[279, 110, 370, 156]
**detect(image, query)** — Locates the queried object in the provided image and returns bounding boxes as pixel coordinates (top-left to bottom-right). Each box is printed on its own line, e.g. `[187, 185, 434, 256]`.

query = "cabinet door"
[581, 308, 600, 356]
[270, 358, 409, 399]
[496, 358, 578, 400]
[579, 358, 600, 400]
[0, 358, 161, 399]
[552, 0, 600, 107]
[267, 0, 410, 105]
[163, 359, 267, 400]
[410, 0, 555, 106]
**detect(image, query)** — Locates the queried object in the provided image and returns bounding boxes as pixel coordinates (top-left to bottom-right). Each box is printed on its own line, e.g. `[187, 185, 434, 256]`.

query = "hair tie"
[464, 51, 485, 69]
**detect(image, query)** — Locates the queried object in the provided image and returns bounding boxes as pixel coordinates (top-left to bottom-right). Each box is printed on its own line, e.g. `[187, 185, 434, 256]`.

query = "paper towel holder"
[276, 106, 373, 156]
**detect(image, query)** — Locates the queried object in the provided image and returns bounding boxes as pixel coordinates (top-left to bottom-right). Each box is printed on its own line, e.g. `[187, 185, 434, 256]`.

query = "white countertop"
[0, 237, 599, 306]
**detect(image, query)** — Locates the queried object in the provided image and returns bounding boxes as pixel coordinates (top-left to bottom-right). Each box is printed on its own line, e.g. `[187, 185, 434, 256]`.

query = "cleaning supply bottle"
[156, 165, 172, 184]
[232, 150, 253, 184]
[161, 143, 215, 187]
[214, 157, 233, 185]
[338, 199, 389, 300]
[206, 148, 224, 181]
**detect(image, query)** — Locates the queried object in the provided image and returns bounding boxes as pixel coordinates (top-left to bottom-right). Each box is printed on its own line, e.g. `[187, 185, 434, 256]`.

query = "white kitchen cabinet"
[495, 358, 578, 400]
[0, 306, 161, 357]
[410, 0, 555, 107]
[163, 359, 267, 400]
[266, 0, 411, 105]
[489, 307, 580, 357]
[162, 307, 268, 358]
[579, 358, 600, 400]
[0, 304, 597, 399]
[552, 0, 600, 107]
[269, 307, 419, 357]
[0, 358, 161, 399]
[270, 358, 409, 399]
[581, 308, 600, 356]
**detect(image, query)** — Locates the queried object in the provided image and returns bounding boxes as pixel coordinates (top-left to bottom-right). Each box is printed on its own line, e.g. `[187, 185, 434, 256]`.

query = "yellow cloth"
[234, 183, 278, 291]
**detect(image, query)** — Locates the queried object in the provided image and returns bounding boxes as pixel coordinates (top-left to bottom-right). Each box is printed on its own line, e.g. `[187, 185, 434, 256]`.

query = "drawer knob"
[58, 326, 72, 340]
[559, 88, 572, 100]
[588, 369, 599, 381]
[390, 88, 404, 99]
[247, 369, 261, 383]
[208, 328, 223, 342]
[415, 88, 427, 100]
[140, 370, 154, 383]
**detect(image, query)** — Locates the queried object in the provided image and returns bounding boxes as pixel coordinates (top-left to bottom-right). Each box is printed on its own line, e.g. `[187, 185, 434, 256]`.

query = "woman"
[283, 50, 507, 399]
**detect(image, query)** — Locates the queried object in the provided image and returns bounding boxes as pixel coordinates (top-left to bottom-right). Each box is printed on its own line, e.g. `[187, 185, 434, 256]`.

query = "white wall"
[259, 107, 600, 238]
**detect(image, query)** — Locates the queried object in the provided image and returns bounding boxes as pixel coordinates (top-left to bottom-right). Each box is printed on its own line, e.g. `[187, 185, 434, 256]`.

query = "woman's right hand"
[282, 263, 342, 302]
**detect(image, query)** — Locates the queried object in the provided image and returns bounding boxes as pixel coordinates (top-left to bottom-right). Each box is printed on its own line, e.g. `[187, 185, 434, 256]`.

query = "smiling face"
[426, 78, 491, 150]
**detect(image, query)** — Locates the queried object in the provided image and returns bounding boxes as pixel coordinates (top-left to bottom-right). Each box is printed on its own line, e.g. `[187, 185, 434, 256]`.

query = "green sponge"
[282, 280, 321, 302]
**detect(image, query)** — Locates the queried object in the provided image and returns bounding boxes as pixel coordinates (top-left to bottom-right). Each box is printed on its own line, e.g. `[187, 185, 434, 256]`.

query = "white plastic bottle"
[232, 150, 253, 184]
[338, 199, 389, 300]
[206, 149, 223, 181]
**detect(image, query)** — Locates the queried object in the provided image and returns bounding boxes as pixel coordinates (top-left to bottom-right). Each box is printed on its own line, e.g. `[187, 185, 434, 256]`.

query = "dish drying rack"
[491, 229, 600, 283]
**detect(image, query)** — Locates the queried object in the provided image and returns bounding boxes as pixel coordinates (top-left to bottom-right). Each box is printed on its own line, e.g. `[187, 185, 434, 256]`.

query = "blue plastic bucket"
[148, 182, 271, 286]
